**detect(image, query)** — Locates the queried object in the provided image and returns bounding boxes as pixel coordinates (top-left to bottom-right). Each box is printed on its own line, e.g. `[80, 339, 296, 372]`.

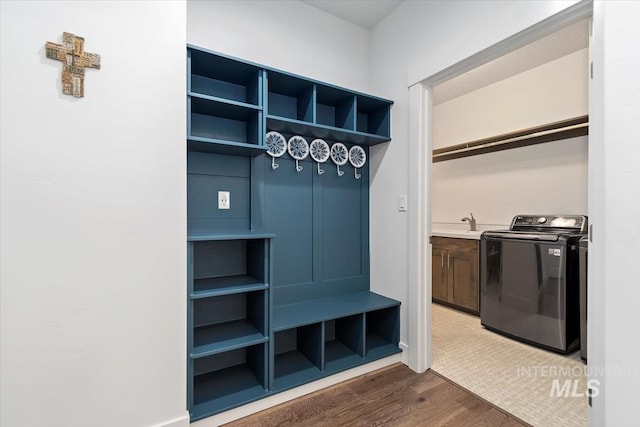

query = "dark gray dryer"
[480, 215, 587, 353]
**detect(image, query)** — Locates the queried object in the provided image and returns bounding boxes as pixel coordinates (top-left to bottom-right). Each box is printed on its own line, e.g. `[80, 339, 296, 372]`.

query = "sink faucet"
[461, 213, 477, 231]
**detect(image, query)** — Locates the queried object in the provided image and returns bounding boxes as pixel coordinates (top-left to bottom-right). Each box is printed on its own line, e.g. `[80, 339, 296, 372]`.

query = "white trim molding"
[153, 413, 190, 427]
[406, 83, 431, 373]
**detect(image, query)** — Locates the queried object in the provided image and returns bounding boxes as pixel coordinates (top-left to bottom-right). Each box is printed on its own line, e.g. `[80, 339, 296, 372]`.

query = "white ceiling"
[301, 0, 403, 29]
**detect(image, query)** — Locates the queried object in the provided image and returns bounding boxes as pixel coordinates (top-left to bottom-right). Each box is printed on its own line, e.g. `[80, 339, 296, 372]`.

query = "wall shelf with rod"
[432, 115, 588, 162]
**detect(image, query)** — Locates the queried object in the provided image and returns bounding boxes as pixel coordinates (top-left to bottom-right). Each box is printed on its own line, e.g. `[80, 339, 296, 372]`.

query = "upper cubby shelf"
[315, 85, 355, 130]
[267, 72, 314, 124]
[189, 48, 261, 106]
[187, 45, 393, 153]
[356, 96, 390, 138]
[265, 70, 391, 146]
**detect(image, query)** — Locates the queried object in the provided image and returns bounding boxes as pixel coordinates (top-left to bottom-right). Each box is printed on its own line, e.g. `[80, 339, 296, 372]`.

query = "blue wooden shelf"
[187, 231, 275, 241]
[188, 91, 262, 111]
[187, 136, 266, 157]
[189, 96, 260, 142]
[273, 350, 322, 391]
[273, 291, 399, 332]
[267, 115, 390, 146]
[188, 47, 261, 106]
[324, 340, 364, 374]
[267, 71, 314, 123]
[191, 365, 267, 421]
[192, 275, 267, 299]
[192, 320, 267, 359]
[365, 333, 402, 361]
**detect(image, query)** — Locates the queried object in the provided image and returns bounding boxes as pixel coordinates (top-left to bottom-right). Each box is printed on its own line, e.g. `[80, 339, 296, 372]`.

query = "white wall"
[431, 136, 588, 227]
[431, 48, 589, 227]
[433, 48, 589, 149]
[0, 2, 188, 427]
[187, 0, 371, 94]
[368, 0, 584, 364]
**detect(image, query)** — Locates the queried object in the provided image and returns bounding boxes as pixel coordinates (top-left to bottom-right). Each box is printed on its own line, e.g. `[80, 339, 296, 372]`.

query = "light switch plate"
[218, 191, 230, 210]
[398, 195, 408, 212]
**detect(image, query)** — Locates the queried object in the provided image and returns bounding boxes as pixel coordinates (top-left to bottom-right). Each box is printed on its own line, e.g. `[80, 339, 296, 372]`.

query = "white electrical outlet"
[218, 191, 230, 210]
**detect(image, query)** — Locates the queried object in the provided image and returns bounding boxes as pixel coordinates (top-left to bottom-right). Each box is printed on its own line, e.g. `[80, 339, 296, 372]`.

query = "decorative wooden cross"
[46, 32, 101, 98]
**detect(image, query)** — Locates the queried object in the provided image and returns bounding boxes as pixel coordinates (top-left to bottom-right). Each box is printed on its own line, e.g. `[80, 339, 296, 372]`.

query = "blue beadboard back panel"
[255, 144, 370, 306]
[262, 156, 314, 289]
[188, 151, 251, 233]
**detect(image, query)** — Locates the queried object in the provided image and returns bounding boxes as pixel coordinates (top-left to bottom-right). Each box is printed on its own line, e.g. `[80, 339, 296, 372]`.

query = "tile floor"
[431, 303, 587, 427]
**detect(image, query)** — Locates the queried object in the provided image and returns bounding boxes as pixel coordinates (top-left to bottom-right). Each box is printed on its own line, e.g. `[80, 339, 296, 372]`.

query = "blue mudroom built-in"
[185, 45, 400, 421]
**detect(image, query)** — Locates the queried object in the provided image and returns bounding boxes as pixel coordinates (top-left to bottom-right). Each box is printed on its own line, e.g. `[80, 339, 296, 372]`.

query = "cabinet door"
[448, 248, 479, 312]
[431, 246, 448, 302]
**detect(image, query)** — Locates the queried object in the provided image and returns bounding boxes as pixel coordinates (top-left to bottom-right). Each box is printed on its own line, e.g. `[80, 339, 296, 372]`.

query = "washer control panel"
[511, 215, 587, 233]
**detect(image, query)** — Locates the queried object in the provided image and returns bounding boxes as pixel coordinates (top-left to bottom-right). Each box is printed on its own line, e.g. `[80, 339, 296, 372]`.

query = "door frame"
[406, 0, 594, 414]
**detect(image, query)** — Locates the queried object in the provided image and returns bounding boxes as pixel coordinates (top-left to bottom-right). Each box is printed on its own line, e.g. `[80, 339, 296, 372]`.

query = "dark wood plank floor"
[225, 363, 530, 426]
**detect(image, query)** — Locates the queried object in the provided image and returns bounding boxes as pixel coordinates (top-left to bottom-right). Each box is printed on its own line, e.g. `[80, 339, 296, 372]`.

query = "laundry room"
[429, 19, 590, 427]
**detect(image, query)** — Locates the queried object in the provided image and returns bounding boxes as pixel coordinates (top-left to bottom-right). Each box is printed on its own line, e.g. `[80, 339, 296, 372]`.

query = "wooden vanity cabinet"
[431, 237, 479, 314]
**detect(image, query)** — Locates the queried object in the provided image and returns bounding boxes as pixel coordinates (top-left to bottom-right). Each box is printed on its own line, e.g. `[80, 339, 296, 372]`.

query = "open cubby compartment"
[189, 96, 260, 145]
[315, 85, 355, 130]
[189, 48, 261, 105]
[356, 96, 391, 138]
[191, 343, 268, 420]
[365, 306, 400, 360]
[192, 239, 268, 298]
[323, 314, 365, 374]
[273, 323, 323, 390]
[192, 290, 267, 357]
[267, 72, 314, 123]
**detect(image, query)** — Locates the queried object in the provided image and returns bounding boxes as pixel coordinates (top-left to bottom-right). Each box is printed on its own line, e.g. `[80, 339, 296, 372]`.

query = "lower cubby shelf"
[271, 293, 400, 392]
[365, 307, 401, 360]
[191, 345, 268, 421]
[273, 324, 323, 390]
[324, 315, 365, 374]
[192, 291, 267, 357]
[188, 292, 400, 421]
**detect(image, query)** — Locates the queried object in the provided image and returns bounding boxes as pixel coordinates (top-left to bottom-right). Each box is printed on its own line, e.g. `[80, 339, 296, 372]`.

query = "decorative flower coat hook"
[331, 143, 348, 177]
[349, 145, 366, 180]
[266, 131, 286, 169]
[288, 136, 309, 172]
[310, 139, 330, 175]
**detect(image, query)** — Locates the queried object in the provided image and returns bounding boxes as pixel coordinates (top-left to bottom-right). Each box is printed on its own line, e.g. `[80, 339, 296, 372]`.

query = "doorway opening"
[408, 3, 593, 426]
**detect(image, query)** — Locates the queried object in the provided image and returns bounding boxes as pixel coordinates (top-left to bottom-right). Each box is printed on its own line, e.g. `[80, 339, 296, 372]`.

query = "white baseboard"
[191, 354, 403, 426]
[399, 341, 409, 365]
[154, 412, 190, 427]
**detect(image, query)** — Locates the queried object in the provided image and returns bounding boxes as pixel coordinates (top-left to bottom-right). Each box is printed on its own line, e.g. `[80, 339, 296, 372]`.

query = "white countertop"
[431, 229, 483, 240]
[431, 222, 509, 240]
